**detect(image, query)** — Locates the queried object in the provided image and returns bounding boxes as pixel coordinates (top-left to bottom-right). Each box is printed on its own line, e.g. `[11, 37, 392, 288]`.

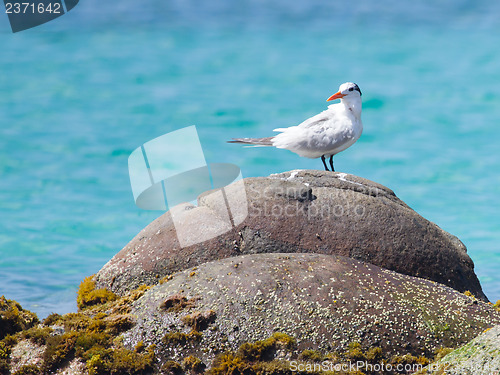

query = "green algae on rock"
[19, 326, 53, 346]
[76, 276, 117, 310]
[6, 285, 155, 375]
[0, 296, 38, 375]
[0, 296, 38, 340]
[423, 324, 500, 374]
[182, 355, 205, 373]
[205, 333, 452, 375]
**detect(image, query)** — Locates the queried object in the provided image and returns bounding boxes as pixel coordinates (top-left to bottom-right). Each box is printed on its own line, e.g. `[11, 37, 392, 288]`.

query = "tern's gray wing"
[296, 109, 335, 129]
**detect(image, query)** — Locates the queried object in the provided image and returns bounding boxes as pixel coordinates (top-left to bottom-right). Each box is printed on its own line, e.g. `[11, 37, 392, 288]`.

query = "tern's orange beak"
[327, 91, 345, 101]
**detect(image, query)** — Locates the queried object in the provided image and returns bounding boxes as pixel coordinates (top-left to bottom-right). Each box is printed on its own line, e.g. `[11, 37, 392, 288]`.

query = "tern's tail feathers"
[228, 137, 274, 146]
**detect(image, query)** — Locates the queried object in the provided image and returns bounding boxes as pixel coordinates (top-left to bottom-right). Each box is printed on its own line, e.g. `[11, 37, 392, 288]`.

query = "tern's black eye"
[349, 87, 354, 91]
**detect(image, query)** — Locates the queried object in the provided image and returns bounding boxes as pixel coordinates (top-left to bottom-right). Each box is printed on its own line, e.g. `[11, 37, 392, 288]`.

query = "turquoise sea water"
[1, 1, 500, 318]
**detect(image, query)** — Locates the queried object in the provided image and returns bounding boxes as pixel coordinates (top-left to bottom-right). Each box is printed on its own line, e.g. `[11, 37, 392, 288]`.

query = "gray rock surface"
[9, 340, 86, 375]
[426, 324, 500, 374]
[122, 253, 500, 365]
[95, 170, 487, 301]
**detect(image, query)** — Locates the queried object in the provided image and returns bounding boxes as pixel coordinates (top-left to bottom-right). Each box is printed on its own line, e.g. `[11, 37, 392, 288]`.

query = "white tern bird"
[228, 82, 363, 171]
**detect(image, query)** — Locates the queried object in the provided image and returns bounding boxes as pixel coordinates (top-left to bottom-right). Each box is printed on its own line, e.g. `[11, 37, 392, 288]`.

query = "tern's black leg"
[329, 156, 335, 172]
[321, 155, 329, 171]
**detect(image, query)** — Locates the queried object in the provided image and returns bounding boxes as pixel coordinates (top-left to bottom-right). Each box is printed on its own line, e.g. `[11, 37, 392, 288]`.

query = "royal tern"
[228, 82, 363, 171]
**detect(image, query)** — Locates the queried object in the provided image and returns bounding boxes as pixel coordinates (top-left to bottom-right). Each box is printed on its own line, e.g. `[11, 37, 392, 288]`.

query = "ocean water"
[1, 0, 500, 318]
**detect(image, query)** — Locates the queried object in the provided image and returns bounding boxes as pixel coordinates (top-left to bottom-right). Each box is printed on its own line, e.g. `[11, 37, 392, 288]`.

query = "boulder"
[427, 324, 500, 374]
[95, 170, 487, 301]
[122, 253, 500, 365]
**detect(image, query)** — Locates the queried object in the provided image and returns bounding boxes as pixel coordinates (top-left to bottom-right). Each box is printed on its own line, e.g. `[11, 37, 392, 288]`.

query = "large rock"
[95, 170, 487, 301]
[122, 253, 500, 365]
[427, 324, 500, 374]
[426, 323, 500, 374]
